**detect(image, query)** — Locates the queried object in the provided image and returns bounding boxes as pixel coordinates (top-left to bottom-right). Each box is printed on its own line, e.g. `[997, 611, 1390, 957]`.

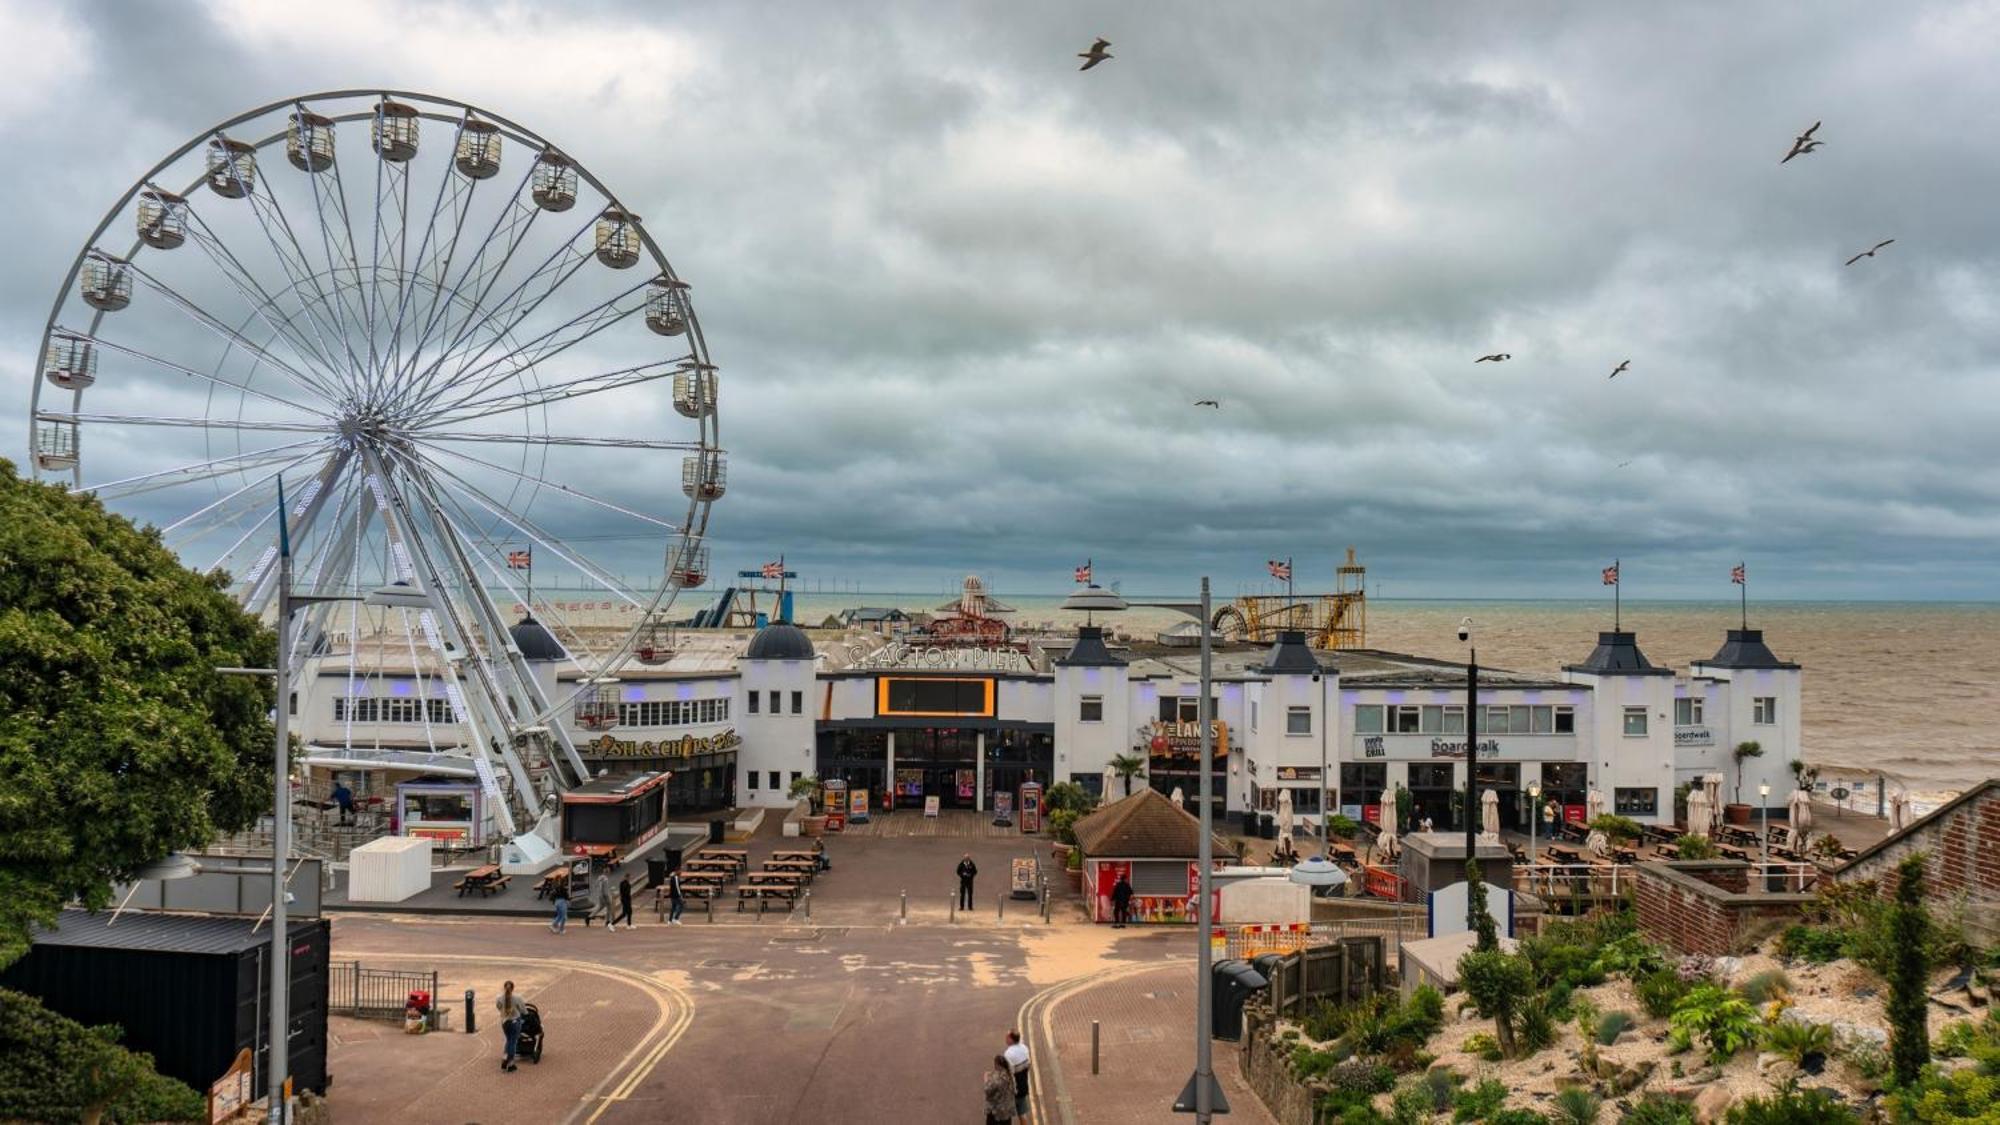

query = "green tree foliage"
[1672, 834, 1718, 860]
[1459, 946, 1532, 1058]
[0, 987, 204, 1123]
[1108, 752, 1145, 796]
[1667, 984, 1758, 1062]
[1042, 780, 1093, 815]
[1723, 1081, 1859, 1124]
[1731, 741, 1764, 804]
[1586, 814, 1644, 843]
[1467, 859, 1497, 951]
[1888, 853, 1933, 1087]
[0, 460, 273, 967]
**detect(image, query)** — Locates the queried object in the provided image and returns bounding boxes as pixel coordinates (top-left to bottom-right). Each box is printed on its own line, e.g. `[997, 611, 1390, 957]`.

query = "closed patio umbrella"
[1480, 788, 1501, 843]
[1586, 787, 1606, 822]
[1586, 829, 1611, 859]
[1705, 775, 1725, 831]
[1686, 787, 1711, 838]
[1277, 789, 1295, 842]
[1102, 765, 1120, 802]
[1377, 796, 1398, 860]
[1170, 786, 1186, 809]
[1889, 790, 1909, 832]
[1788, 788, 1814, 833]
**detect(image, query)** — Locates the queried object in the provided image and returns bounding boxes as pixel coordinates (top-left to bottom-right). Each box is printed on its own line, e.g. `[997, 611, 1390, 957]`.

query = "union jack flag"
[1267, 559, 1292, 582]
[761, 560, 785, 579]
[1074, 560, 1092, 585]
[1601, 563, 1619, 586]
[1731, 563, 1746, 585]
[507, 549, 532, 569]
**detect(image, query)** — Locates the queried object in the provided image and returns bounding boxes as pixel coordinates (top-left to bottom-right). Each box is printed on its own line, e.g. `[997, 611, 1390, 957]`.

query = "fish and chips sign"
[1141, 719, 1230, 760]
[586, 729, 741, 759]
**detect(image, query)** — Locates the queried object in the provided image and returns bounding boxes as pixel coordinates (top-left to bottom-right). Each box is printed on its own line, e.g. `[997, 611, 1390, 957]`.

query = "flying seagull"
[1617, 460, 1632, 469]
[1780, 121, 1823, 164]
[1193, 399, 1220, 408]
[1844, 239, 1895, 266]
[1609, 360, 1630, 379]
[1474, 353, 1511, 363]
[1078, 38, 1112, 71]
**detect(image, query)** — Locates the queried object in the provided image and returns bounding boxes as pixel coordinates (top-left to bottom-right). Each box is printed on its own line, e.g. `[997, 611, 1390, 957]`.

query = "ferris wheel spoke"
[418, 279, 651, 417]
[80, 437, 331, 499]
[73, 330, 337, 421]
[413, 455, 646, 607]
[230, 150, 373, 393]
[118, 257, 349, 406]
[395, 161, 541, 391]
[383, 114, 474, 395]
[174, 206, 351, 394]
[158, 441, 334, 535]
[425, 358, 686, 426]
[413, 429, 706, 451]
[242, 446, 355, 613]
[388, 210, 596, 415]
[39, 411, 334, 436]
[362, 153, 412, 400]
[419, 440, 681, 530]
[319, 151, 379, 373]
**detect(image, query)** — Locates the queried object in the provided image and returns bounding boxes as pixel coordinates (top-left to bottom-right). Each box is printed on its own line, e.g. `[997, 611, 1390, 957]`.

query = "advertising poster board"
[849, 787, 871, 823]
[955, 769, 976, 801]
[1018, 781, 1043, 833]
[1093, 860, 1131, 922]
[992, 790, 1015, 827]
[923, 795, 941, 818]
[1563, 804, 1587, 826]
[208, 1048, 252, 1123]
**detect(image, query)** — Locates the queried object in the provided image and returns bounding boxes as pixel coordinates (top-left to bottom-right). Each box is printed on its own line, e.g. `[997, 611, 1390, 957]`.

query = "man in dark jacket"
[1110, 873, 1134, 928]
[616, 873, 635, 929]
[956, 854, 978, 910]
[666, 869, 686, 924]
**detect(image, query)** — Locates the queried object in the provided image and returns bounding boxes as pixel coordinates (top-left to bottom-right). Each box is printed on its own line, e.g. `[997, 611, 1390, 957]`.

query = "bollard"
[706, 896, 714, 923]
[949, 892, 956, 924]
[464, 989, 476, 1035]
[997, 892, 1004, 921]
[900, 889, 907, 923]
[1091, 1020, 1100, 1075]
[804, 891, 811, 920]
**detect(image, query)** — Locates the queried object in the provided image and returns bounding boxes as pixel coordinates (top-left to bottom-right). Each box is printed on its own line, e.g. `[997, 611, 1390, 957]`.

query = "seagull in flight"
[1078, 38, 1112, 71]
[1193, 399, 1220, 408]
[1474, 353, 1511, 363]
[1609, 360, 1630, 379]
[1617, 460, 1633, 469]
[1844, 239, 1895, 266]
[1781, 121, 1823, 164]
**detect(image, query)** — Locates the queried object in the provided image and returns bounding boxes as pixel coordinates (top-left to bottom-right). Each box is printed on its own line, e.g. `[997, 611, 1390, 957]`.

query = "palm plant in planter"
[1109, 752, 1146, 797]
[1727, 741, 1764, 824]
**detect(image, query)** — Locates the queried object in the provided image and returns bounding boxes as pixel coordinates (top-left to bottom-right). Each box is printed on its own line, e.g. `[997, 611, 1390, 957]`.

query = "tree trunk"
[1494, 1015, 1516, 1059]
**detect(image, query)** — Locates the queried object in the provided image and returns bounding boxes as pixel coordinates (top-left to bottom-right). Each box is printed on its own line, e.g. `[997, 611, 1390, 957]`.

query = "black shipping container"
[0, 910, 330, 1096]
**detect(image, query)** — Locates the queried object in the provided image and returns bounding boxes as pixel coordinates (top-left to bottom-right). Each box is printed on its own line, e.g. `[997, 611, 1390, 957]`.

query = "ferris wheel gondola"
[27, 90, 722, 839]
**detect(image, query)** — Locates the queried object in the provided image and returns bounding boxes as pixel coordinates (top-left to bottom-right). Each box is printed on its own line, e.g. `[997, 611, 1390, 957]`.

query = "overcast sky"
[4, 0, 1998, 600]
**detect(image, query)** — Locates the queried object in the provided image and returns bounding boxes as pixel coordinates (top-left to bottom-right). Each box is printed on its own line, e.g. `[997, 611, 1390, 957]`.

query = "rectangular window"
[1622, 706, 1649, 736]
[1614, 787, 1659, 816]
[1250, 701, 1258, 731]
[791, 691, 803, 715]
[1753, 697, 1777, 725]
[1353, 705, 1384, 734]
[767, 691, 779, 715]
[747, 692, 759, 714]
[1675, 697, 1704, 726]
[1486, 705, 1511, 735]
[1392, 706, 1420, 734]
[790, 771, 802, 787]
[768, 771, 781, 791]
[1419, 706, 1443, 734]
[1509, 706, 1530, 735]
[1079, 695, 1104, 723]
[1554, 706, 1575, 734]
[1529, 705, 1554, 734]
[1441, 705, 1465, 735]
[882, 678, 995, 716]
[1286, 707, 1312, 735]
[747, 771, 759, 790]
[1408, 763, 1456, 788]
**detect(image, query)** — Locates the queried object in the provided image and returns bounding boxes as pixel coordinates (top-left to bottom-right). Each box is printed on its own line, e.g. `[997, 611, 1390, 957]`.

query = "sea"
[775, 593, 2000, 806]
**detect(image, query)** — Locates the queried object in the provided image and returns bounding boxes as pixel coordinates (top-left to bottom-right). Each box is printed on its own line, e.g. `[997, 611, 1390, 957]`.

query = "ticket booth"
[395, 781, 485, 844]
[1018, 781, 1044, 834]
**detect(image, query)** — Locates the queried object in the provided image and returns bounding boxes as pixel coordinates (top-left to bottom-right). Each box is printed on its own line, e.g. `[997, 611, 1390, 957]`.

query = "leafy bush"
[1392, 1084, 1435, 1125]
[1327, 812, 1361, 839]
[1737, 969, 1792, 1006]
[1775, 924, 1845, 964]
[1760, 1019, 1832, 1064]
[1595, 1011, 1635, 1046]
[1291, 1044, 1341, 1081]
[1933, 1012, 2000, 1060]
[1672, 834, 1718, 860]
[0, 987, 204, 1124]
[1459, 948, 1534, 1057]
[1594, 932, 1668, 979]
[1723, 1081, 1860, 1124]
[1420, 1067, 1461, 1112]
[1330, 1059, 1397, 1096]
[1570, 996, 1600, 1040]
[1043, 780, 1093, 814]
[1892, 1064, 2000, 1123]
[1843, 1040, 1889, 1082]
[1637, 970, 1692, 1019]
[1452, 1078, 1508, 1122]
[1048, 806, 1082, 845]
[1667, 984, 1758, 1062]
[1065, 846, 1081, 870]
[1492, 1112, 1552, 1125]
[1464, 1031, 1503, 1062]
[1587, 814, 1645, 842]
[1514, 995, 1558, 1055]
[1618, 1094, 1697, 1124]
[1552, 1087, 1602, 1125]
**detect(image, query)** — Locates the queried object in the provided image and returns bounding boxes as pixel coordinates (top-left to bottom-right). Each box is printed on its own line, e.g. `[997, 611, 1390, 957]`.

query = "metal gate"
[329, 961, 439, 1020]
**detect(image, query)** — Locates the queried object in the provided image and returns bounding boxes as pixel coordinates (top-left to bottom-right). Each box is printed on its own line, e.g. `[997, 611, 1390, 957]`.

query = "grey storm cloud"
[3, 0, 1998, 600]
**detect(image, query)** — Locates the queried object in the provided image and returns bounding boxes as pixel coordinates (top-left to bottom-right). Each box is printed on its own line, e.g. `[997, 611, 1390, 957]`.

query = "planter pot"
[1065, 866, 1083, 892]
[1723, 803, 1754, 826]
[1051, 843, 1072, 865]
[802, 815, 827, 837]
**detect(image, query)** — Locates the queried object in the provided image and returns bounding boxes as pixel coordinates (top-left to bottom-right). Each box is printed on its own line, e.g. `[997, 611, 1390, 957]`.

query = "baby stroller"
[515, 1003, 545, 1064]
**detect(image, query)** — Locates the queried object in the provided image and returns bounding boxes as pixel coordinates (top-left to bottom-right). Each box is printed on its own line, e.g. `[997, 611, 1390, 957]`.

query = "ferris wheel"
[27, 90, 722, 825]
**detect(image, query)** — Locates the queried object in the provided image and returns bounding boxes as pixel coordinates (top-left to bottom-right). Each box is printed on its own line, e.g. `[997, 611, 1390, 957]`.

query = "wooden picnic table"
[764, 858, 817, 872]
[771, 849, 823, 864]
[534, 870, 571, 899]
[746, 870, 809, 886]
[454, 864, 511, 898]
[704, 847, 749, 861]
[1655, 844, 1681, 860]
[682, 858, 737, 873]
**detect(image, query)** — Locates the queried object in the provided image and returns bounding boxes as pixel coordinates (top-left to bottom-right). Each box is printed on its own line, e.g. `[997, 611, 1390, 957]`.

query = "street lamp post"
[1527, 780, 1541, 867]
[1759, 781, 1771, 885]
[1460, 618, 1480, 933]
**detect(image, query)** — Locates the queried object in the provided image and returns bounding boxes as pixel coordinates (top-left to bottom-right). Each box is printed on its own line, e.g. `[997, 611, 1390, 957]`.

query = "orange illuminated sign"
[875, 677, 996, 718]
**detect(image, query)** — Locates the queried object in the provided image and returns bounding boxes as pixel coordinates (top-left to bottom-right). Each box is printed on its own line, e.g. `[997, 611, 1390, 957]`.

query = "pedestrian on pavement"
[595, 870, 616, 932]
[1420, 814, 1435, 834]
[956, 853, 979, 911]
[551, 883, 569, 933]
[495, 980, 527, 1071]
[1004, 1030, 1031, 1122]
[616, 874, 635, 929]
[1110, 873, 1133, 928]
[331, 780, 355, 826]
[665, 868, 686, 924]
[982, 1054, 1015, 1125]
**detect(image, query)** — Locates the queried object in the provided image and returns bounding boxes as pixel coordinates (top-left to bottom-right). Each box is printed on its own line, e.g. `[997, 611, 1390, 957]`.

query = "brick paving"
[841, 808, 1022, 838]
[1033, 962, 1277, 1125]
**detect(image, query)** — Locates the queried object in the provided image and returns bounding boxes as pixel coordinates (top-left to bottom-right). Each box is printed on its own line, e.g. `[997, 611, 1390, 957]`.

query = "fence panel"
[330, 960, 439, 1019]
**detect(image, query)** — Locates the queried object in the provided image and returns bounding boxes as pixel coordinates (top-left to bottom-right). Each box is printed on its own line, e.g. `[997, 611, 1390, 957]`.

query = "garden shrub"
[1491, 1112, 1552, 1125]
[1464, 1031, 1503, 1062]
[1775, 924, 1845, 964]
[0, 988, 203, 1124]
[1672, 834, 1717, 860]
[1291, 1044, 1340, 1081]
[1514, 995, 1558, 1055]
[1892, 1064, 2000, 1123]
[1932, 1012, 2000, 1060]
[1460, 948, 1533, 1058]
[1594, 1011, 1635, 1046]
[1420, 1066, 1461, 1112]
[1887, 854, 1932, 1086]
[1723, 1081, 1860, 1124]
[1595, 931, 1667, 978]
[1618, 1094, 1696, 1124]
[1737, 969, 1792, 1006]
[1570, 995, 1600, 1040]
[1759, 1019, 1831, 1064]
[1048, 806, 1082, 845]
[1391, 1084, 1434, 1125]
[1552, 1087, 1601, 1125]
[1329, 1058, 1396, 1096]
[1667, 984, 1758, 1062]
[1327, 812, 1361, 839]
[1637, 970, 1691, 1019]
[1452, 1078, 1508, 1122]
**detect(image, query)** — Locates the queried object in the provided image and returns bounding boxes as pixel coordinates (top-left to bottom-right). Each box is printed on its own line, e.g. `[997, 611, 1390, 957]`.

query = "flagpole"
[1614, 558, 1621, 632]
[1287, 556, 1294, 603]
[1740, 562, 1747, 631]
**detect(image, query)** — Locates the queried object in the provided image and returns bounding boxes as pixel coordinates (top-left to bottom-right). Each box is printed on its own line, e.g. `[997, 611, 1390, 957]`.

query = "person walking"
[616, 874, 635, 930]
[495, 980, 527, 1071]
[1110, 872, 1133, 928]
[1004, 1030, 1031, 1122]
[595, 870, 617, 932]
[982, 1054, 1016, 1125]
[551, 878, 569, 933]
[331, 780, 355, 826]
[956, 854, 979, 911]
[665, 868, 686, 925]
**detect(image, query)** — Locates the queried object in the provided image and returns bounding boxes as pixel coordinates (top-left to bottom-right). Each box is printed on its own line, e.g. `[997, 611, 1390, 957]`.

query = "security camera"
[1456, 617, 1472, 643]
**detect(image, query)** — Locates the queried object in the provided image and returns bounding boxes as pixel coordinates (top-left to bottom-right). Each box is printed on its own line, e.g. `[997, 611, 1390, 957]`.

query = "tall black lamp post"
[1459, 617, 1480, 933]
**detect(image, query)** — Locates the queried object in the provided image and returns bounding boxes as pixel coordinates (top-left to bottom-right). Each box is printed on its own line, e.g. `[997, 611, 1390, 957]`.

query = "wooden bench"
[763, 859, 816, 876]
[454, 874, 511, 898]
[747, 870, 809, 886]
[737, 885, 798, 912]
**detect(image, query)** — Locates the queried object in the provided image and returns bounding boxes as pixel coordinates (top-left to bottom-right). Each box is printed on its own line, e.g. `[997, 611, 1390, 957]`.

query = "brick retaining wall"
[1240, 1005, 1317, 1125]
[1835, 782, 2000, 946]
[1634, 861, 1815, 956]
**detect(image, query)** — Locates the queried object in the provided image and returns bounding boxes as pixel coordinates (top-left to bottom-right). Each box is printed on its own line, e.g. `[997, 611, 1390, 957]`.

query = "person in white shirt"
[1003, 1030, 1031, 1121]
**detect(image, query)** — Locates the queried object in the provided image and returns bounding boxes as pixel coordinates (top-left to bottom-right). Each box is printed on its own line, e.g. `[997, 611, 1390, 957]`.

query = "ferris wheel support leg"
[244, 448, 352, 615]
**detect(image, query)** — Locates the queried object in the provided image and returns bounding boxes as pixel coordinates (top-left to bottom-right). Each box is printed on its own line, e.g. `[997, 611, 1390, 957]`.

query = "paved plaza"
[323, 817, 1271, 1124]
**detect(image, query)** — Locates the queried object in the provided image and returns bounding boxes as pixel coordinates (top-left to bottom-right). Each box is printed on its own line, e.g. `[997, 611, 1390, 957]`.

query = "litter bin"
[647, 857, 667, 889]
[1211, 959, 1269, 1041]
[1259, 813, 1277, 840]
[708, 819, 726, 845]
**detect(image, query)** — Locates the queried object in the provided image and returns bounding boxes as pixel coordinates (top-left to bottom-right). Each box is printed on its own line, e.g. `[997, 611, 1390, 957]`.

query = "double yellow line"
[1015, 961, 1179, 1125]
[342, 949, 693, 1125]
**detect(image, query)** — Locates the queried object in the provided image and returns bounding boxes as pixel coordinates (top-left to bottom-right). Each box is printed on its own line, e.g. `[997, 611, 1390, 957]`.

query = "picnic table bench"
[771, 848, 828, 869]
[534, 870, 572, 899]
[737, 885, 798, 912]
[683, 856, 738, 871]
[453, 865, 512, 897]
[763, 858, 817, 876]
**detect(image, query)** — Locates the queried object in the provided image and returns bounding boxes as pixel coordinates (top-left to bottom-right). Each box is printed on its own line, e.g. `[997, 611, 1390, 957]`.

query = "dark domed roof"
[510, 616, 566, 661]
[746, 621, 815, 661]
